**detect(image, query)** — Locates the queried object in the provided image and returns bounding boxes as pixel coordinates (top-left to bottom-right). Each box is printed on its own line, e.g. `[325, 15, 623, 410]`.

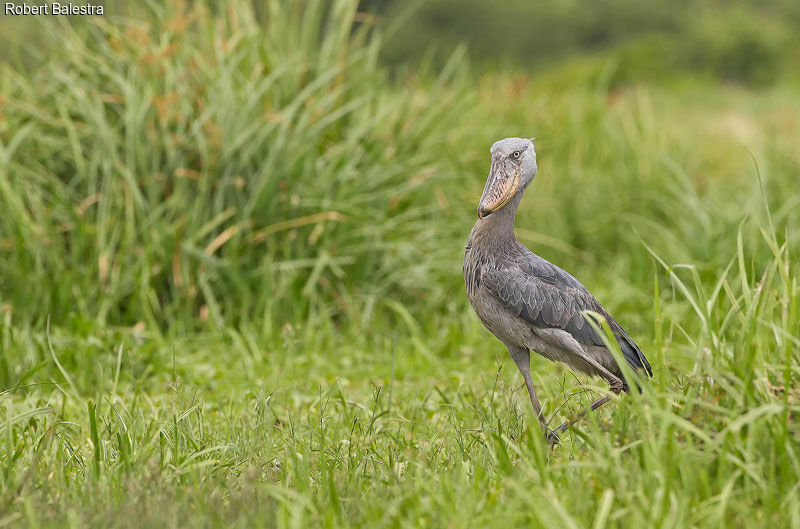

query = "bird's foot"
[545, 429, 560, 447]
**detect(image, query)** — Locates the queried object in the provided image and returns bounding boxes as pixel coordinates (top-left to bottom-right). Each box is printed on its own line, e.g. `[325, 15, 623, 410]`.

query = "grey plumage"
[463, 137, 652, 443]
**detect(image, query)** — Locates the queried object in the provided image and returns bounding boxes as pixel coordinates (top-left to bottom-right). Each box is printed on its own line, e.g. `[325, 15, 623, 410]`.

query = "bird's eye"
[512, 151, 521, 158]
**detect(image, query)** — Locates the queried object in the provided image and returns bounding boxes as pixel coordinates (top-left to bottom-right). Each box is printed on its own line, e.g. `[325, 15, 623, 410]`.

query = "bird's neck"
[469, 192, 523, 250]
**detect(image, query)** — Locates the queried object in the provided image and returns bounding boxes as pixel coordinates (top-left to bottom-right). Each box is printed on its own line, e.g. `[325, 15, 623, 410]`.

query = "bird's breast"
[463, 248, 530, 347]
[462, 244, 486, 300]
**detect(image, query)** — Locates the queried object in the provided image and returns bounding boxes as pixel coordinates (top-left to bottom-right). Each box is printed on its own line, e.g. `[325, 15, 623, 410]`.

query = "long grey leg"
[508, 346, 557, 443]
[534, 329, 627, 442]
[551, 395, 612, 436]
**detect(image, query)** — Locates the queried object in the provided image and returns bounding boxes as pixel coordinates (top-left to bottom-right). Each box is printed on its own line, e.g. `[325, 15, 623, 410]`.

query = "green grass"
[1, 1, 799, 527]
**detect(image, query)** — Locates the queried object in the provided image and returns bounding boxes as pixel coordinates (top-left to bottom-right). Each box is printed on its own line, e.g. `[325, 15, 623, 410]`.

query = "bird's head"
[477, 137, 537, 219]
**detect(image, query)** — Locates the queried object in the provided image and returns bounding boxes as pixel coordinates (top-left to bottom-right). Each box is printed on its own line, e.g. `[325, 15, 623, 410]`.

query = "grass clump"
[0, 0, 466, 332]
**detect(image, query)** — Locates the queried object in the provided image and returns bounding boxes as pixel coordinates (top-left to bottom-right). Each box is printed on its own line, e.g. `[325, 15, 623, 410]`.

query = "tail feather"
[616, 334, 652, 393]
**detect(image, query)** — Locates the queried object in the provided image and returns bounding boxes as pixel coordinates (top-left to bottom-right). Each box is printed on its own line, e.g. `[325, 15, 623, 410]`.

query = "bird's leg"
[551, 394, 612, 436]
[554, 347, 624, 437]
[507, 346, 558, 444]
[539, 333, 626, 439]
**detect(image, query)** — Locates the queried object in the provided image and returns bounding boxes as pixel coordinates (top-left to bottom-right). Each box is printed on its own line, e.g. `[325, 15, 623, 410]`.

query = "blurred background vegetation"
[374, 0, 800, 86]
[6, 0, 800, 85]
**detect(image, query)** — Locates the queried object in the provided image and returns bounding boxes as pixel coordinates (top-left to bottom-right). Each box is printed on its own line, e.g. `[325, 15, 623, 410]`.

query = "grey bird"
[463, 137, 652, 444]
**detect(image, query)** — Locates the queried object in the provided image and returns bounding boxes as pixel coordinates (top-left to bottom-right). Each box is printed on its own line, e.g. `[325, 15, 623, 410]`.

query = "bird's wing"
[482, 253, 652, 376]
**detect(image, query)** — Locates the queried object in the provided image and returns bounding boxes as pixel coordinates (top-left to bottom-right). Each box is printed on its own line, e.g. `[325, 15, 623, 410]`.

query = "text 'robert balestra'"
[5, 3, 104, 15]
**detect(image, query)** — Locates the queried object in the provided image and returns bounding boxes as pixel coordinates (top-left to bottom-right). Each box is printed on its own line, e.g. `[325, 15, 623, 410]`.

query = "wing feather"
[483, 253, 652, 376]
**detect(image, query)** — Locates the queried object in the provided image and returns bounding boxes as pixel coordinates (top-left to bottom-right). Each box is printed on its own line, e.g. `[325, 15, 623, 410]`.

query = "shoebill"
[463, 137, 652, 444]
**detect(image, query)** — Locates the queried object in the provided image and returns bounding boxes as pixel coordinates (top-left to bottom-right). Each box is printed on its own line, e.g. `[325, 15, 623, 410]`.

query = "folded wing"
[482, 253, 652, 376]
